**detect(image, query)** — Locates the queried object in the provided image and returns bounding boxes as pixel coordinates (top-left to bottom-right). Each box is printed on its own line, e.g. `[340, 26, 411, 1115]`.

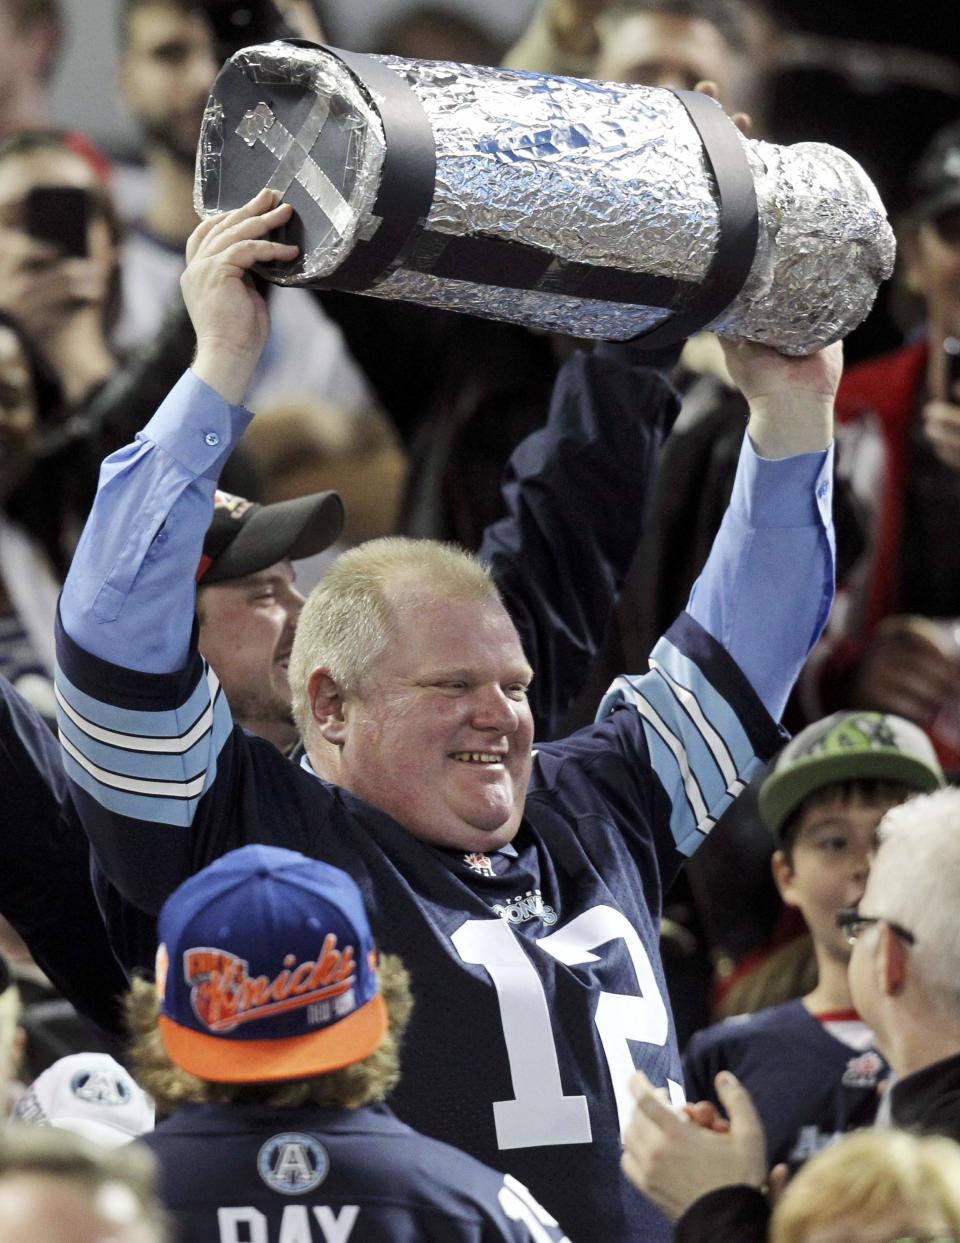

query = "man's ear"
[308, 668, 348, 747]
[879, 925, 909, 997]
[771, 849, 796, 906]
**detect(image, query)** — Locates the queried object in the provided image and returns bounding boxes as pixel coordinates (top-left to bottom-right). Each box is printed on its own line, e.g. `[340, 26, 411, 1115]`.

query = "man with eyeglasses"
[622, 783, 960, 1243]
[843, 785, 960, 1143]
[682, 711, 943, 1176]
[798, 118, 960, 771]
[836, 908, 916, 948]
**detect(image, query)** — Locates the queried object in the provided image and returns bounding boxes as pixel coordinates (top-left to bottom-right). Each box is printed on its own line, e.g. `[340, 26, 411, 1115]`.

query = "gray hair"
[870, 787, 960, 1015]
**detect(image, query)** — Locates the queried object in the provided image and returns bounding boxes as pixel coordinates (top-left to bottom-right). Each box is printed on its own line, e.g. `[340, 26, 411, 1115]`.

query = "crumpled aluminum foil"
[196, 43, 896, 355]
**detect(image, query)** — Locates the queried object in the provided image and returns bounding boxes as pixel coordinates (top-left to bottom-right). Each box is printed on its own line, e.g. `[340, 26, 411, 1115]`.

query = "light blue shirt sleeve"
[59, 370, 252, 673]
[687, 432, 836, 720]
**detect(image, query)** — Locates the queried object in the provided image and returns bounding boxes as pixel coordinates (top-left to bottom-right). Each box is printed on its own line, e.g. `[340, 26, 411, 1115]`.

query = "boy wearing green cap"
[683, 711, 943, 1170]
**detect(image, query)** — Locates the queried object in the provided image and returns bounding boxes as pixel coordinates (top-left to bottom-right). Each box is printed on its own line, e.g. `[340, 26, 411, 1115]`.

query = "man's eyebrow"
[422, 665, 534, 682]
[234, 561, 296, 588]
[801, 817, 856, 834]
[147, 38, 192, 56]
[237, 572, 286, 589]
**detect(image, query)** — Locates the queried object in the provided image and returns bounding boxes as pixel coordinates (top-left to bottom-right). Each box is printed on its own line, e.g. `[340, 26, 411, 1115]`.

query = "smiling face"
[321, 580, 535, 851]
[197, 558, 304, 750]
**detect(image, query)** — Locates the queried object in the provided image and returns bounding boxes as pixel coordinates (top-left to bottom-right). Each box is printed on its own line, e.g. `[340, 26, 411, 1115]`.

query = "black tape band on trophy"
[195, 42, 896, 355]
[295, 43, 437, 292]
[634, 89, 758, 350]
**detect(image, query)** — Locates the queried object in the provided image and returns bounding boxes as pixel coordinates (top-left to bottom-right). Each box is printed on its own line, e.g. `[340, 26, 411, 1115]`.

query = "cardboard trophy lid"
[194, 41, 435, 290]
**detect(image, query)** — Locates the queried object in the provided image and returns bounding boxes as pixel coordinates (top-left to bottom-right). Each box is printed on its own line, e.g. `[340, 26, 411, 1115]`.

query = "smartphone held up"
[24, 185, 90, 258]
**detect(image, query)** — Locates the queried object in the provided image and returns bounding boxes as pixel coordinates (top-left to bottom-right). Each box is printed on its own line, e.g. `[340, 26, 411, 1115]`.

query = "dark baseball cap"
[906, 120, 960, 226]
[197, 489, 344, 584]
[759, 711, 945, 842]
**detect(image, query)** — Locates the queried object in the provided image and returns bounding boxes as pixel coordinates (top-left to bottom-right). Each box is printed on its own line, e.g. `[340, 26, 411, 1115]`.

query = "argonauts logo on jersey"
[492, 888, 557, 926]
[258, 1133, 329, 1195]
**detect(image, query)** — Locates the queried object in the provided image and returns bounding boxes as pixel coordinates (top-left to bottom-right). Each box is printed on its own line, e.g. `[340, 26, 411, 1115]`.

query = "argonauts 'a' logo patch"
[71, 1069, 131, 1107]
[257, 1133, 329, 1195]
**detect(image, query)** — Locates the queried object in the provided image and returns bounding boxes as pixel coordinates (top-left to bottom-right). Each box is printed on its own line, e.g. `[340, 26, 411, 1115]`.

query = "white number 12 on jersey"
[452, 904, 682, 1151]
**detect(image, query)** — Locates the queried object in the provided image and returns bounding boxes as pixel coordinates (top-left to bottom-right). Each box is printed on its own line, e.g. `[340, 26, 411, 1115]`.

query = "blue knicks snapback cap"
[155, 845, 387, 1083]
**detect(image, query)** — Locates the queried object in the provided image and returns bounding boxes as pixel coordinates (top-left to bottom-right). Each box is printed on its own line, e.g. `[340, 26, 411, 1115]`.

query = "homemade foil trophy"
[194, 41, 896, 353]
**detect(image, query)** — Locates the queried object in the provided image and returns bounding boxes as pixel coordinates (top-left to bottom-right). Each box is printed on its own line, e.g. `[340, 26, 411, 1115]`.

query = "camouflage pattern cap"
[759, 711, 944, 841]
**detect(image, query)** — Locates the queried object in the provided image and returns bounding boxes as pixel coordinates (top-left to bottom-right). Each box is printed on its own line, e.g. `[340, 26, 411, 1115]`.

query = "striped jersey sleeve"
[593, 611, 785, 862]
[57, 660, 231, 825]
[55, 613, 238, 913]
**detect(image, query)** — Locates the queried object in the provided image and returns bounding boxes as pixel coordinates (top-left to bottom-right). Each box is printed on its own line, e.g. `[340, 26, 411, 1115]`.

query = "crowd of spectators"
[1, 1, 960, 1240]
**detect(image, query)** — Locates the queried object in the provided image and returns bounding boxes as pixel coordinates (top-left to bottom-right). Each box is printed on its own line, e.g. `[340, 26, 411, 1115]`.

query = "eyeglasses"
[836, 908, 916, 947]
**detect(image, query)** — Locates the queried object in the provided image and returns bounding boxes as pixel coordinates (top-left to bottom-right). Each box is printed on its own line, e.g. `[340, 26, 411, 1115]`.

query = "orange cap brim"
[158, 993, 388, 1083]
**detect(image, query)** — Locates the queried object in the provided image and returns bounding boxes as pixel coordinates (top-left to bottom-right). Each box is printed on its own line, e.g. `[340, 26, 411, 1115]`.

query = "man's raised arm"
[580, 339, 839, 871]
[599, 337, 839, 732]
[55, 193, 299, 914]
[685, 338, 840, 721]
[58, 191, 298, 671]
[482, 338, 683, 740]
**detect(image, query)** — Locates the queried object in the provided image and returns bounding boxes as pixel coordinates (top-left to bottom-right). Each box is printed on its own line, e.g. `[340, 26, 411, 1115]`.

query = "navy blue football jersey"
[683, 1000, 888, 1168]
[143, 1102, 569, 1242]
[57, 611, 783, 1243]
[0, 342, 679, 1021]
